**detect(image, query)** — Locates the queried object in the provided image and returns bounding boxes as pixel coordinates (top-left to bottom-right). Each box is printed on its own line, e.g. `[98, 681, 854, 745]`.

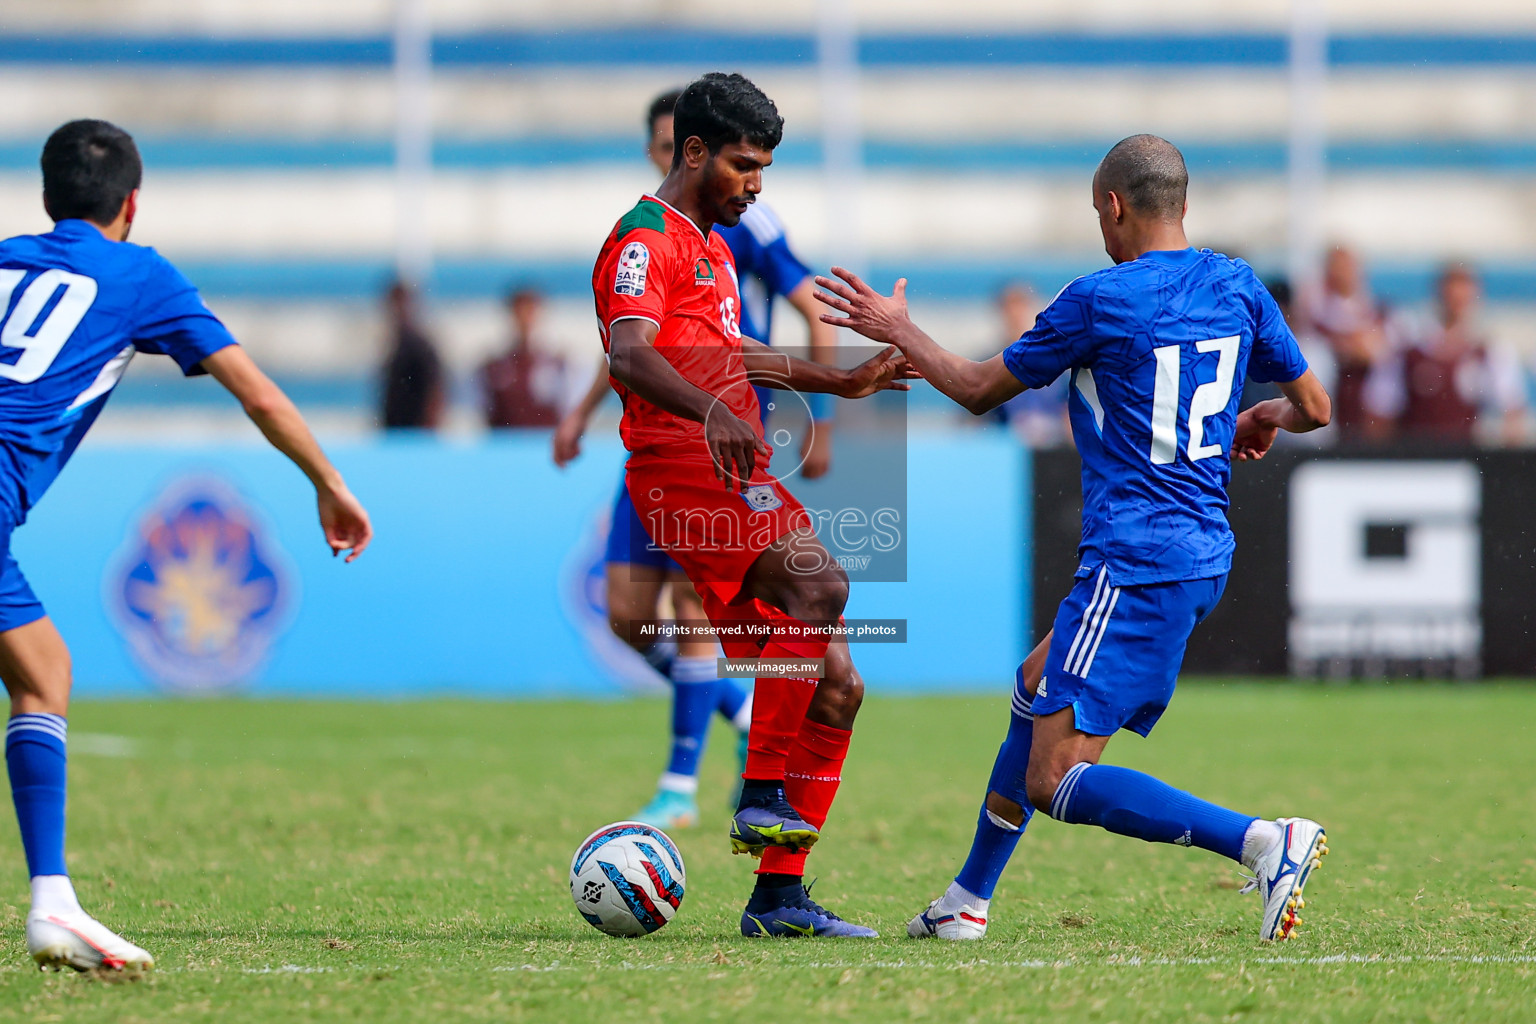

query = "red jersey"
[1398, 343, 1485, 442]
[592, 195, 763, 462]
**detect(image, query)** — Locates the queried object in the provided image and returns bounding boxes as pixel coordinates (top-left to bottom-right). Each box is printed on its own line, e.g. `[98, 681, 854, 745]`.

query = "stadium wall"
[16, 434, 1027, 697]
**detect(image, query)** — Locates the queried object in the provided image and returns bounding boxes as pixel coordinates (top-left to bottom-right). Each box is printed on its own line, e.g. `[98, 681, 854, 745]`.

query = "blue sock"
[6, 714, 68, 878]
[662, 657, 718, 784]
[955, 666, 1037, 900]
[640, 639, 677, 681]
[713, 677, 750, 724]
[1050, 762, 1257, 862]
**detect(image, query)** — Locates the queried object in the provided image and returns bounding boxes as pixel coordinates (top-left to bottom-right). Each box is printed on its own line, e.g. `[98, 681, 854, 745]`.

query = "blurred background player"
[480, 285, 568, 429]
[379, 278, 444, 430]
[817, 134, 1333, 944]
[594, 73, 916, 937]
[553, 84, 837, 829]
[0, 120, 372, 971]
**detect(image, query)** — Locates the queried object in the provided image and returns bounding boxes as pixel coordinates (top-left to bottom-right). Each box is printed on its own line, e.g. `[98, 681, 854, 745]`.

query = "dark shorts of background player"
[625, 455, 811, 658]
[604, 470, 683, 573]
[1035, 568, 1228, 737]
[0, 518, 46, 634]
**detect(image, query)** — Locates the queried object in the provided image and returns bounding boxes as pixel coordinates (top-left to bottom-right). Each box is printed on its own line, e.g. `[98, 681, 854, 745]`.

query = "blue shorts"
[1035, 568, 1227, 738]
[603, 477, 682, 572]
[0, 522, 45, 634]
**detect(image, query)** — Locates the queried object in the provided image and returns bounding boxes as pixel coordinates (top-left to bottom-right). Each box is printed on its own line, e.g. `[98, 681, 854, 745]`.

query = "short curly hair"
[670, 73, 783, 168]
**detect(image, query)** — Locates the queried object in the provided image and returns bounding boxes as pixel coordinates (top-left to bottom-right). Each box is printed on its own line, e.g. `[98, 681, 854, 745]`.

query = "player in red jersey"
[593, 73, 916, 938]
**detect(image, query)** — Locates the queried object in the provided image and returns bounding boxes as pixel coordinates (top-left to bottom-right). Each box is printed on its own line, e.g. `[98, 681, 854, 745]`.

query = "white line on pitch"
[70, 733, 139, 757]
[487, 953, 1536, 973]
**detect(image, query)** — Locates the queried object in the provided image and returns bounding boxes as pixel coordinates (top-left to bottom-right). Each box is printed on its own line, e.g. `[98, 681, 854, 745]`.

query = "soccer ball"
[569, 821, 686, 937]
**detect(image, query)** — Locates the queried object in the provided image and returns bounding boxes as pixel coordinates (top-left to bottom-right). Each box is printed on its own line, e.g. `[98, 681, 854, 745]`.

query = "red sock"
[757, 719, 852, 877]
[742, 623, 829, 781]
[744, 676, 816, 780]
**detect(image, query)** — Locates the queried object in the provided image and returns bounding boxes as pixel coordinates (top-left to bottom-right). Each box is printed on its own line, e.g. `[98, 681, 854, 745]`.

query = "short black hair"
[41, 119, 142, 225]
[670, 73, 783, 169]
[1096, 134, 1188, 220]
[647, 89, 683, 136]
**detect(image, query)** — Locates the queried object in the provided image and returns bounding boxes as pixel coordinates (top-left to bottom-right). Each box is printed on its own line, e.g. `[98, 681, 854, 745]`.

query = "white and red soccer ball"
[569, 821, 686, 937]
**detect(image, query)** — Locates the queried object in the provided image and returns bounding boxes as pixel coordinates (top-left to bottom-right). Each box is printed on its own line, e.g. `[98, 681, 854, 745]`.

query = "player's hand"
[1231, 406, 1280, 462]
[815, 267, 912, 345]
[837, 345, 923, 399]
[552, 412, 586, 467]
[705, 409, 772, 491]
[799, 423, 832, 480]
[317, 483, 373, 562]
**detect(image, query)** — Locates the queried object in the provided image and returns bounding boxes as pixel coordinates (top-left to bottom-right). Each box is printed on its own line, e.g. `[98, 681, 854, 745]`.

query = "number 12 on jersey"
[1148, 335, 1238, 466]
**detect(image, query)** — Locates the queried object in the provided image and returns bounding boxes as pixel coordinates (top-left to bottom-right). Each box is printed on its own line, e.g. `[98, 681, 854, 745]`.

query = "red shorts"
[626, 453, 810, 656]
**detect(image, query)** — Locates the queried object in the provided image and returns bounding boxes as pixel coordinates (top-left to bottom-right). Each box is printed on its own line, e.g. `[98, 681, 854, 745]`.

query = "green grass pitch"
[0, 684, 1533, 1022]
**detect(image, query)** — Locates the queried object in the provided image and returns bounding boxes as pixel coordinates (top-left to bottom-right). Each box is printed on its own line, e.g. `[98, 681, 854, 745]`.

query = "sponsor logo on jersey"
[615, 241, 650, 296]
[742, 485, 783, 512]
[106, 477, 295, 693]
[694, 257, 714, 284]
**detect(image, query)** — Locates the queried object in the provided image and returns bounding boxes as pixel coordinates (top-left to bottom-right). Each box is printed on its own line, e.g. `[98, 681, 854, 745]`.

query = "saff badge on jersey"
[615, 241, 650, 296]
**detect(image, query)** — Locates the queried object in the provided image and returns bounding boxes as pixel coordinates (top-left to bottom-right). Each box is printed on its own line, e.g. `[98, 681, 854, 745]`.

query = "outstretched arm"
[201, 346, 373, 561]
[552, 361, 613, 468]
[815, 268, 1025, 415]
[1231, 370, 1332, 462]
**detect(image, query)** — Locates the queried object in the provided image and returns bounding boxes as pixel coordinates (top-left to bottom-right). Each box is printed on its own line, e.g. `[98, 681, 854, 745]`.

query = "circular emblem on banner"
[105, 477, 297, 693]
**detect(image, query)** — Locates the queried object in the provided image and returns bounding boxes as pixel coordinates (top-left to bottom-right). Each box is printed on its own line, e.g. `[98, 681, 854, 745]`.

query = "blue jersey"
[715, 203, 811, 345]
[1004, 247, 1307, 586]
[0, 219, 237, 521]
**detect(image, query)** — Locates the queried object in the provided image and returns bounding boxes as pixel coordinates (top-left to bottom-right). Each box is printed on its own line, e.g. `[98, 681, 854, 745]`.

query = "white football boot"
[907, 884, 990, 941]
[27, 909, 154, 972]
[1242, 817, 1329, 942]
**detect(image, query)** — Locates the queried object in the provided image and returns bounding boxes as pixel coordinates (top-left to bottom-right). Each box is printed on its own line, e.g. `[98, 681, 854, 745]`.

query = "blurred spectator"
[481, 287, 568, 429]
[379, 280, 444, 430]
[992, 282, 1069, 447]
[1305, 246, 1388, 439]
[1274, 277, 1338, 397]
[1243, 278, 1337, 450]
[1363, 264, 1528, 445]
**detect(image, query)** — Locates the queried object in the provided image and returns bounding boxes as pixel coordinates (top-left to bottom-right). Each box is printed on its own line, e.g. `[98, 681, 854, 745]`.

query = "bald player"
[816, 135, 1335, 943]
